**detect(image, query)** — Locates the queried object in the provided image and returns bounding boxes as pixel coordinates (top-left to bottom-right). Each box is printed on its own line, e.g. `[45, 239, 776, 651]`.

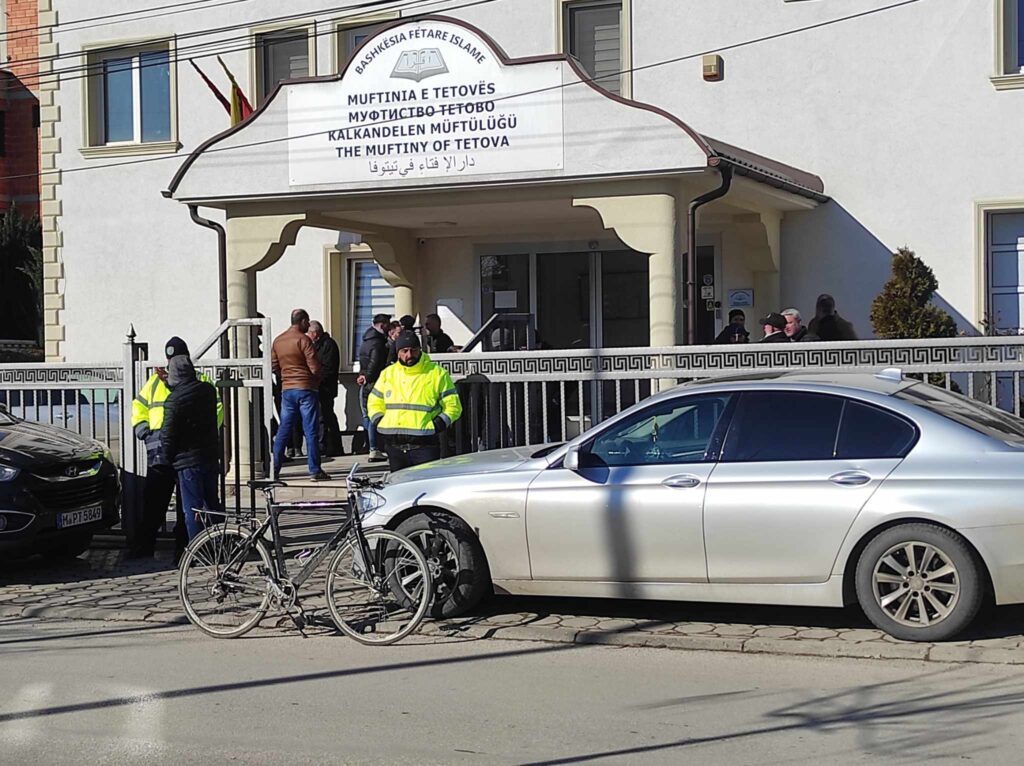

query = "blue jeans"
[274, 388, 321, 475]
[360, 384, 378, 452]
[177, 464, 221, 541]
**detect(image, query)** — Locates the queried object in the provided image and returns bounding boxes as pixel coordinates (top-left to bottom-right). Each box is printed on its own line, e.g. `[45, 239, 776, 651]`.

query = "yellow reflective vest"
[131, 371, 223, 432]
[368, 354, 461, 439]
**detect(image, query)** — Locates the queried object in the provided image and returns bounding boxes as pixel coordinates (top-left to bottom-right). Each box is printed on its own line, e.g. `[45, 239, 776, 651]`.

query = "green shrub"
[870, 247, 956, 340]
[0, 205, 43, 343]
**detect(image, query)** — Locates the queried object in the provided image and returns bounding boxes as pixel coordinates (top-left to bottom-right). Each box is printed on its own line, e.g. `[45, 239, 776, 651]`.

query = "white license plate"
[56, 506, 104, 529]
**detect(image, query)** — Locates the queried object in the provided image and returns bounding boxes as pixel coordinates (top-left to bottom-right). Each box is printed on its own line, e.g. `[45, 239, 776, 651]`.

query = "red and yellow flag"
[218, 56, 254, 125]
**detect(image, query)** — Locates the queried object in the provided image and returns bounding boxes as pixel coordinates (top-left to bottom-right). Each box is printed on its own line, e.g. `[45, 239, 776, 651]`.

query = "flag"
[217, 56, 254, 125]
[189, 60, 231, 115]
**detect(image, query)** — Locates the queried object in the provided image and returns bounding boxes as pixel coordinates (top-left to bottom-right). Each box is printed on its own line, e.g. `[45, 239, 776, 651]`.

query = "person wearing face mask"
[367, 331, 462, 472]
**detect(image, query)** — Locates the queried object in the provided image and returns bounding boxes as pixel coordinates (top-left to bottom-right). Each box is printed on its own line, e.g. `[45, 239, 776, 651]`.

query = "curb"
[4, 600, 1023, 665]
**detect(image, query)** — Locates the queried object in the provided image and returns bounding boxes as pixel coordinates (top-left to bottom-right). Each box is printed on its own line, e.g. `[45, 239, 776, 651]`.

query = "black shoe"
[310, 470, 331, 482]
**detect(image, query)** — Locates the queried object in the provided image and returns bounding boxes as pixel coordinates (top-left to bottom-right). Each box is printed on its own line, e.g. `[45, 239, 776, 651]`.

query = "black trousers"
[319, 391, 344, 456]
[386, 442, 440, 473]
[136, 463, 186, 554]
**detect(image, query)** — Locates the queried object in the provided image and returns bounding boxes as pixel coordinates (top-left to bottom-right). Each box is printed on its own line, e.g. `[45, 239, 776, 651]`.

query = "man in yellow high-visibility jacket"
[367, 331, 461, 473]
[129, 337, 222, 560]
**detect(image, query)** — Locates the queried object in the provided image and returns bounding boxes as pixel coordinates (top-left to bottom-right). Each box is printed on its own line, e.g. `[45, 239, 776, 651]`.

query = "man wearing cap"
[367, 331, 462, 472]
[160, 355, 221, 542]
[759, 312, 792, 343]
[130, 337, 222, 560]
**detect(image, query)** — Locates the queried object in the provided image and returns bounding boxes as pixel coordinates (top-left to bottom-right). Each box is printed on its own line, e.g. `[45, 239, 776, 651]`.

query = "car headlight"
[356, 490, 386, 517]
[0, 464, 20, 482]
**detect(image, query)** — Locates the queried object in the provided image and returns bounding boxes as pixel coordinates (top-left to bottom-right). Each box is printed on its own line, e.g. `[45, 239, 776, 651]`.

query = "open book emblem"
[391, 49, 448, 82]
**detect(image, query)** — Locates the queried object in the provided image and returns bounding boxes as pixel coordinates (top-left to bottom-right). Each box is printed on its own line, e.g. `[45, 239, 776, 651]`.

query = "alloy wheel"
[871, 540, 960, 627]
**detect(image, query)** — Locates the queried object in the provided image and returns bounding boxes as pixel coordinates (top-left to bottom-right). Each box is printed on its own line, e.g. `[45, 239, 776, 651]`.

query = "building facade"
[0, 0, 42, 216]
[42, 0, 1024, 390]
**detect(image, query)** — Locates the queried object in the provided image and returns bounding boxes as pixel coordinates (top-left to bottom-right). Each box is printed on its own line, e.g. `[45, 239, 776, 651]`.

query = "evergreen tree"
[0, 205, 43, 343]
[870, 247, 957, 339]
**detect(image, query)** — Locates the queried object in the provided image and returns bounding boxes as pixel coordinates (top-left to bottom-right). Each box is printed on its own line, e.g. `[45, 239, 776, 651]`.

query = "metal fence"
[4, 330, 1024, 509]
[437, 336, 1024, 452]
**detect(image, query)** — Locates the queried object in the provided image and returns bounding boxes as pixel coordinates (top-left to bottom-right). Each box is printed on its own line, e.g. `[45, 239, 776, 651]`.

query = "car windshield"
[896, 384, 1024, 445]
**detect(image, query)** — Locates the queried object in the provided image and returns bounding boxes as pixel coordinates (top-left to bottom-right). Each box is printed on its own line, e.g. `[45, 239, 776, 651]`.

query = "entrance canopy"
[166, 16, 825, 205]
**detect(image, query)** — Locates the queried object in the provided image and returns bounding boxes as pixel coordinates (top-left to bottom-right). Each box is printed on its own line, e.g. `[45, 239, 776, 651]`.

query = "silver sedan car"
[362, 370, 1024, 641]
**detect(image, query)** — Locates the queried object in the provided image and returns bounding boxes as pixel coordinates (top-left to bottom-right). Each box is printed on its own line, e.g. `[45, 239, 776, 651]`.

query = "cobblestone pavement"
[5, 542, 1024, 665]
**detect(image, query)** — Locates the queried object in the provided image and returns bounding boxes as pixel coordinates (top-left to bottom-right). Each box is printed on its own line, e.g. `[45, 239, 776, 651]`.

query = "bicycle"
[177, 464, 432, 644]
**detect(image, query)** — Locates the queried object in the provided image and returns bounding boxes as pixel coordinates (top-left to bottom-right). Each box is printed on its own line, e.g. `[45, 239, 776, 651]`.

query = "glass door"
[536, 252, 593, 350]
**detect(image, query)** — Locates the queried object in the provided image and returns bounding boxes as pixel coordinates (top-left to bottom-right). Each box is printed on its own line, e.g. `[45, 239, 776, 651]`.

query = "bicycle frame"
[217, 465, 381, 593]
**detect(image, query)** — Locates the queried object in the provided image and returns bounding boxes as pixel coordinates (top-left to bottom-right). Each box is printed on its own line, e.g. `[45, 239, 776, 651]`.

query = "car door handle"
[829, 471, 871, 487]
[662, 474, 701, 489]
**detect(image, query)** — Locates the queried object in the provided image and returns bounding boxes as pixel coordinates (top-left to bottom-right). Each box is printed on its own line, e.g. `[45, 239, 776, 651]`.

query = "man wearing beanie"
[367, 331, 462, 472]
[160, 355, 222, 541]
[130, 336, 222, 560]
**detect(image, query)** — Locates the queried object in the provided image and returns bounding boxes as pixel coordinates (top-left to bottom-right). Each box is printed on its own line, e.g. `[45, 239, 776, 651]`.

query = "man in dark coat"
[423, 313, 456, 354]
[714, 309, 749, 344]
[356, 313, 391, 462]
[160, 355, 221, 542]
[781, 308, 811, 342]
[759, 312, 792, 343]
[807, 293, 858, 341]
[308, 320, 343, 457]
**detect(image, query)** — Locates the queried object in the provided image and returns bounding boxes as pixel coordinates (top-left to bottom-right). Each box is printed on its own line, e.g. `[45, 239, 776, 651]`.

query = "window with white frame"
[256, 28, 311, 103]
[997, 0, 1024, 77]
[986, 211, 1024, 334]
[563, 0, 625, 95]
[349, 259, 395, 366]
[86, 44, 172, 146]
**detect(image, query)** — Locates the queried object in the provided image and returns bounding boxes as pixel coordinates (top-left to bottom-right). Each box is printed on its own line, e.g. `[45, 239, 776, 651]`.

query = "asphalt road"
[4, 618, 1024, 764]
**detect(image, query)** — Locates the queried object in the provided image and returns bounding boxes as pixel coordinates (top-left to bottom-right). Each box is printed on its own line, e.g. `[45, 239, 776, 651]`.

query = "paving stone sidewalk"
[4, 546, 1024, 665]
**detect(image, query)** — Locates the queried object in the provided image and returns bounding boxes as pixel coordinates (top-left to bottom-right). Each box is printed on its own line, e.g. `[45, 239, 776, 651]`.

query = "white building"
[42, 0, 1024, 381]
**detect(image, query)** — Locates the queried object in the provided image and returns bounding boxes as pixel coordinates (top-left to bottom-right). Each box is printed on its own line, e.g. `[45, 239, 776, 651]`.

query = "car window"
[587, 393, 733, 467]
[895, 384, 1024, 445]
[721, 391, 844, 462]
[836, 401, 917, 459]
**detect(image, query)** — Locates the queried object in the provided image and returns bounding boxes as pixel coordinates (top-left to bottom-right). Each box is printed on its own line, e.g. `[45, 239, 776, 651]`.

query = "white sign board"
[287, 20, 565, 186]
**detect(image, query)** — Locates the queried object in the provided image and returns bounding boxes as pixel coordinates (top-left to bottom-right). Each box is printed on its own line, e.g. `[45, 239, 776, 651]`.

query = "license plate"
[56, 506, 104, 529]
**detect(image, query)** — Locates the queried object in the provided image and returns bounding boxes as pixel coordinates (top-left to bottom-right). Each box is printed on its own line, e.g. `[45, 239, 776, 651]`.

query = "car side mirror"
[0, 403, 7, 413]
[563, 445, 582, 472]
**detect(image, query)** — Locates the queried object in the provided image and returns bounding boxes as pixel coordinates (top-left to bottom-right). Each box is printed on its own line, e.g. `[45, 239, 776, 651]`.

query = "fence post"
[120, 325, 146, 545]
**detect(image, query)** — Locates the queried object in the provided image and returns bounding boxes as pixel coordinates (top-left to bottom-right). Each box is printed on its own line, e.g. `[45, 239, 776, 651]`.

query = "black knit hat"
[165, 336, 189, 359]
[394, 331, 421, 352]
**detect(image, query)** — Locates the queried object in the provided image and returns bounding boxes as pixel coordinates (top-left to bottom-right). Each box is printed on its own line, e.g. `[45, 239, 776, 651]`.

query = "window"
[721, 392, 844, 462]
[338, 22, 387, 68]
[563, 1, 627, 95]
[836, 401, 917, 459]
[256, 28, 311, 103]
[985, 210, 1024, 333]
[349, 259, 395, 365]
[480, 254, 529, 319]
[85, 45, 172, 146]
[995, 1, 1024, 86]
[896, 384, 1024, 445]
[586, 393, 733, 467]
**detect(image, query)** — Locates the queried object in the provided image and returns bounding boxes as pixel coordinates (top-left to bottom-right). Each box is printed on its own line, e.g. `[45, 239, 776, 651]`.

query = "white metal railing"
[435, 337, 1024, 451]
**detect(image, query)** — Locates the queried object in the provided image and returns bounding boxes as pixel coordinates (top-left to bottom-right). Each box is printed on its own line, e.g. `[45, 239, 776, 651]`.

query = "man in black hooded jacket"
[161, 355, 221, 542]
[356, 313, 390, 462]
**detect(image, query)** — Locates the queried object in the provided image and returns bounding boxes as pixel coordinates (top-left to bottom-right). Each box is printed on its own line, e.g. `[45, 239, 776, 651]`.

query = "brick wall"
[0, 0, 41, 217]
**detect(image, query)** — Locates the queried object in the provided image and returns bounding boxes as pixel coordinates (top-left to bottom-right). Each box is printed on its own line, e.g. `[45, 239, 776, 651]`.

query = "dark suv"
[0, 405, 120, 559]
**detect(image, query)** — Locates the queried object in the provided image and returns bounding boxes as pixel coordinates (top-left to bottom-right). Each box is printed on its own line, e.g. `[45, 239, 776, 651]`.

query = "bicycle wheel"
[178, 525, 272, 638]
[326, 529, 432, 645]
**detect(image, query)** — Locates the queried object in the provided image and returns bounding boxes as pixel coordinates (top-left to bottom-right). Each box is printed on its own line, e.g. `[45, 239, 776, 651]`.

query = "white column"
[573, 194, 679, 347]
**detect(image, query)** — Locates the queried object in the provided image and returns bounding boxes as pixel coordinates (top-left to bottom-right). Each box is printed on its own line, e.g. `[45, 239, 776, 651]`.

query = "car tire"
[396, 512, 491, 619]
[855, 523, 984, 642]
[42, 532, 94, 560]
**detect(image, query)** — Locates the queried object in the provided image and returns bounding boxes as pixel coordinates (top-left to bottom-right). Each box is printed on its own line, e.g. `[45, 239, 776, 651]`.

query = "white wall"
[53, 0, 1021, 360]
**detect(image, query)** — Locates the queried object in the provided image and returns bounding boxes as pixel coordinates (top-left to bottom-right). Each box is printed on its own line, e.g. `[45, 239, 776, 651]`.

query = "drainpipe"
[188, 204, 229, 358]
[686, 164, 733, 346]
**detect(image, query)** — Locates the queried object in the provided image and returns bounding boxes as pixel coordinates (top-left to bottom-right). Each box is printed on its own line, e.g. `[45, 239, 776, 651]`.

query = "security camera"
[417, 238, 427, 246]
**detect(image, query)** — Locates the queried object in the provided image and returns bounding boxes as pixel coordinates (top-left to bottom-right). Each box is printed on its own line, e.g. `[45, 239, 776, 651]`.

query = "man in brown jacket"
[272, 308, 329, 481]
